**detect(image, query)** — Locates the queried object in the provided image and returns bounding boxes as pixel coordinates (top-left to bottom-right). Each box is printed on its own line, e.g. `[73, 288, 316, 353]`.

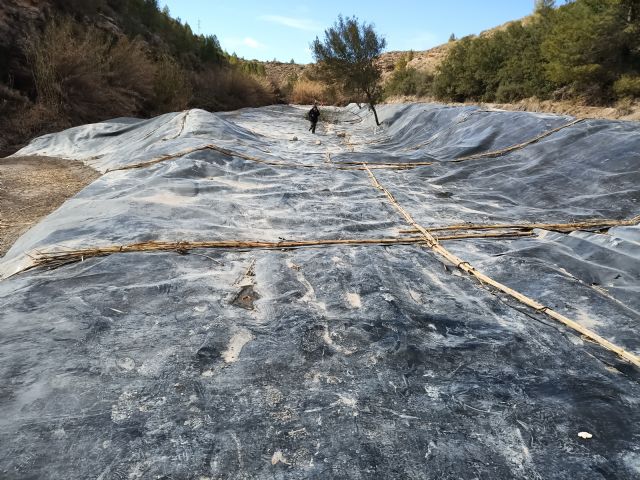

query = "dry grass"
[0, 15, 281, 155]
[153, 55, 191, 114]
[28, 231, 535, 272]
[615, 97, 635, 117]
[191, 67, 275, 111]
[290, 79, 327, 104]
[27, 16, 156, 123]
[0, 16, 164, 154]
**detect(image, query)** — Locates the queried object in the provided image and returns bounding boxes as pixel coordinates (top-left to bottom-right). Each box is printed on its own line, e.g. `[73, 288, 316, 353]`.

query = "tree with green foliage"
[494, 20, 552, 101]
[542, 0, 640, 101]
[534, 0, 556, 14]
[432, 0, 640, 105]
[384, 53, 433, 98]
[311, 15, 386, 125]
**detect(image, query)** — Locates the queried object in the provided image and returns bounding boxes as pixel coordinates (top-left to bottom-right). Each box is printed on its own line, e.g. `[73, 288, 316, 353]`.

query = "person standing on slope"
[308, 103, 320, 134]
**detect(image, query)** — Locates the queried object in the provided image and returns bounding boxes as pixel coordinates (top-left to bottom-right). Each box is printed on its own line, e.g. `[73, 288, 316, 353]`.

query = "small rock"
[271, 450, 288, 465]
[116, 357, 135, 371]
[291, 136, 298, 141]
[337, 131, 346, 137]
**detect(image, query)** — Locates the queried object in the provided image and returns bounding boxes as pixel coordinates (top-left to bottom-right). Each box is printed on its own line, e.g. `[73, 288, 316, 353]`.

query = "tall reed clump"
[191, 67, 275, 111]
[1, 14, 282, 155]
[27, 16, 157, 123]
[153, 55, 192, 113]
[290, 78, 328, 104]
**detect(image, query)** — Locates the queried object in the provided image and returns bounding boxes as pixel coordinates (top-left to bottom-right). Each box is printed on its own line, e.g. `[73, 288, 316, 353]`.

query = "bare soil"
[0, 155, 99, 257]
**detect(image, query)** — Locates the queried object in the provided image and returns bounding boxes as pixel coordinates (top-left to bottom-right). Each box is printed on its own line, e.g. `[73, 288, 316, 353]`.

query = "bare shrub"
[290, 79, 327, 104]
[615, 97, 634, 116]
[27, 16, 156, 123]
[153, 55, 192, 114]
[1, 102, 68, 155]
[191, 67, 275, 111]
[105, 37, 156, 112]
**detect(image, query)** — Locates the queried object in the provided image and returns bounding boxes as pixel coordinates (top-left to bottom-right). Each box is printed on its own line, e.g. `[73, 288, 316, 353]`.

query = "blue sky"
[161, 1, 549, 63]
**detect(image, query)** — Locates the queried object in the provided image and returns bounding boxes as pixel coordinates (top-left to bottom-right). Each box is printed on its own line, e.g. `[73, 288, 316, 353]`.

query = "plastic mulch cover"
[1, 103, 639, 479]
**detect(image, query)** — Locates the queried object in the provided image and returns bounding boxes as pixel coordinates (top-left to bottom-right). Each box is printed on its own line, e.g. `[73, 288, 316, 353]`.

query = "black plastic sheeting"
[1, 103, 639, 479]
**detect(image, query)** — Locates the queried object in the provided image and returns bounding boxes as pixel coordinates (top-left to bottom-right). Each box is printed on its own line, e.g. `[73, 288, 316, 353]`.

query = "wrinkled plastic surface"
[1, 103, 639, 479]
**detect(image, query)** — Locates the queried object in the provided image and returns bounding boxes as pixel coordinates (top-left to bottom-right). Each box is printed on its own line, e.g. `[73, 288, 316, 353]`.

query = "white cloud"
[242, 37, 264, 49]
[223, 36, 266, 50]
[260, 14, 321, 32]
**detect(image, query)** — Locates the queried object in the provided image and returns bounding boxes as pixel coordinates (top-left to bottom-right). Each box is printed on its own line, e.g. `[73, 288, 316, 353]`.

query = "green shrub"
[495, 83, 529, 103]
[433, 0, 640, 105]
[384, 67, 434, 98]
[613, 75, 640, 99]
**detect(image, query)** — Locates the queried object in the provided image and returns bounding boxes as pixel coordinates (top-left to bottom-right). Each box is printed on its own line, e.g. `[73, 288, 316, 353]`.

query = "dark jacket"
[308, 106, 320, 122]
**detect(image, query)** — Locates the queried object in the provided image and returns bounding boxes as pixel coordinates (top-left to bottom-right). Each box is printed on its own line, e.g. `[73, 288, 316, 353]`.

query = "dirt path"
[0, 156, 99, 257]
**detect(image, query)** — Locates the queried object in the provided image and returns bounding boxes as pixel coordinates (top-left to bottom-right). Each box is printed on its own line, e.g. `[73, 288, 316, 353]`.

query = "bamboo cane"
[452, 118, 584, 162]
[398, 216, 640, 234]
[28, 231, 533, 271]
[105, 144, 422, 173]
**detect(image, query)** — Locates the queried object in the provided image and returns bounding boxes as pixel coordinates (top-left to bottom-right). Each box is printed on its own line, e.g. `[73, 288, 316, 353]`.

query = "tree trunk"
[365, 91, 381, 126]
[369, 102, 381, 126]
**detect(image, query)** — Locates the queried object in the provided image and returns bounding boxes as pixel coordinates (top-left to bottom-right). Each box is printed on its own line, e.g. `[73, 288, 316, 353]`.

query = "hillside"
[377, 44, 452, 81]
[3, 0, 639, 156]
[376, 15, 536, 82]
[380, 3, 640, 120]
[263, 61, 307, 87]
[0, 0, 274, 155]
[267, 17, 535, 104]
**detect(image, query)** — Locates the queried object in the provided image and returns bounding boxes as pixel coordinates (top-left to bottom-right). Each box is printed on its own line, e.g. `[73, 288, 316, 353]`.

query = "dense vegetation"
[384, 52, 434, 98]
[0, 0, 274, 154]
[51, 0, 228, 67]
[385, 0, 640, 105]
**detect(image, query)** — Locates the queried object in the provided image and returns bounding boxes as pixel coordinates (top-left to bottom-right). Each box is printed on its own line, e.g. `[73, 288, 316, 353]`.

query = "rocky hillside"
[263, 61, 307, 87]
[376, 17, 532, 81]
[0, 1, 47, 94]
[268, 17, 522, 90]
[376, 44, 453, 81]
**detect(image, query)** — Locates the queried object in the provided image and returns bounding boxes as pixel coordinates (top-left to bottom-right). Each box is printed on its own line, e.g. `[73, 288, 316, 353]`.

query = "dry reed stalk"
[363, 163, 640, 368]
[30, 237, 425, 268]
[28, 231, 533, 271]
[335, 161, 433, 167]
[105, 143, 420, 173]
[437, 231, 533, 240]
[451, 118, 584, 162]
[398, 216, 640, 234]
